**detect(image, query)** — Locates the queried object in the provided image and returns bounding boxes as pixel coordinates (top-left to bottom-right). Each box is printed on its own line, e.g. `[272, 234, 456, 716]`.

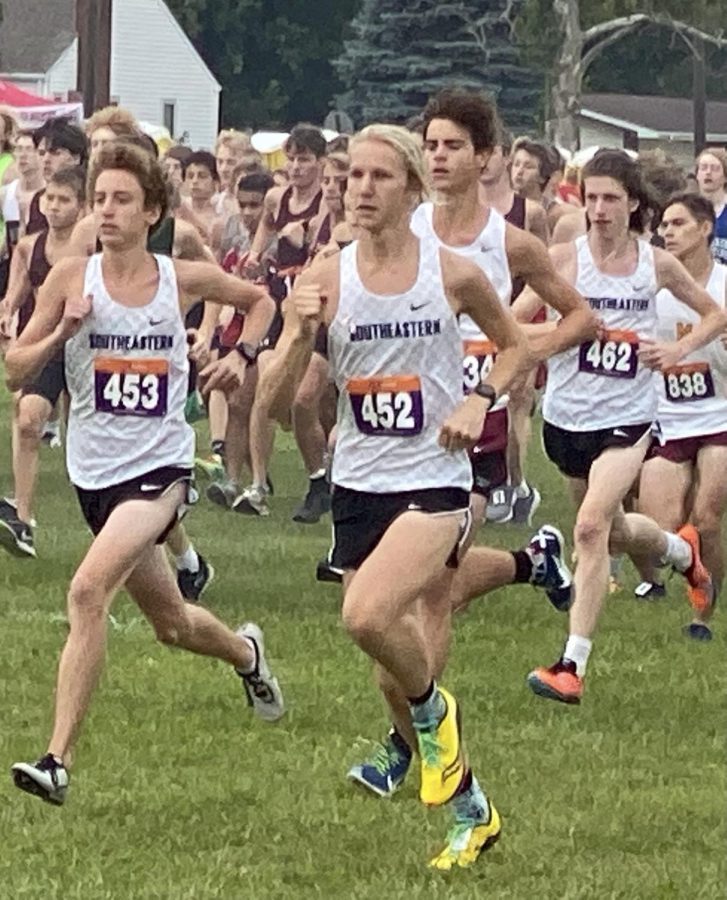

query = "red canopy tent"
[0, 80, 83, 127]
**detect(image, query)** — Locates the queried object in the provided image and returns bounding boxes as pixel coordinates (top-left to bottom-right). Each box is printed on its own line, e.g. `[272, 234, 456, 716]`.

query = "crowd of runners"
[0, 90, 725, 870]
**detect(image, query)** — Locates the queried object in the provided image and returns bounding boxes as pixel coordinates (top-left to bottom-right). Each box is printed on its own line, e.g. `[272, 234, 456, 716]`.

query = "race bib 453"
[578, 329, 638, 379]
[94, 357, 169, 417]
[347, 375, 423, 437]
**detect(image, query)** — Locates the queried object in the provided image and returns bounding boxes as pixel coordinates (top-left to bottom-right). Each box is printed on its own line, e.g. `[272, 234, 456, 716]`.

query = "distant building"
[578, 93, 727, 167]
[0, 0, 220, 148]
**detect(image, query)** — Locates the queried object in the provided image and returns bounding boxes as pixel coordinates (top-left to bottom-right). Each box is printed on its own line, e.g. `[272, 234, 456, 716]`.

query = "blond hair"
[350, 124, 430, 200]
[696, 147, 727, 179]
[86, 105, 138, 138]
[215, 129, 251, 156]
[0, 105, 18, 153]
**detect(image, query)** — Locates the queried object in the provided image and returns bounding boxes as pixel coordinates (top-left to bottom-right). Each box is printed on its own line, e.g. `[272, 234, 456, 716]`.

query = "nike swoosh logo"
[139, 484, 162, 492]
[149, 318, 164, 326]
[631, 284, 649, 293]
[612, 429, 627, 437]
[409, 303, 430, 312]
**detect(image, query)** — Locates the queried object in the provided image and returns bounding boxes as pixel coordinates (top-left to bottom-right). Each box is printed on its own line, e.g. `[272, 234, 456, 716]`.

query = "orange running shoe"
[527, 659, 583, 704]
[677, 524, 714, 616]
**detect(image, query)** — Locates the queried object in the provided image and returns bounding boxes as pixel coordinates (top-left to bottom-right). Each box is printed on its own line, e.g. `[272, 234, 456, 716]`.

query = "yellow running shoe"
[429, 804, 502, 871]
[416, 687, 466, 807]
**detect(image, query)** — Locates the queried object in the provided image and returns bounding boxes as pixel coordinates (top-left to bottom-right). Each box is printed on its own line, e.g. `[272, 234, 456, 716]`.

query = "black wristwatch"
[473, 382, 497, 408]
[236, 341, 259, 365]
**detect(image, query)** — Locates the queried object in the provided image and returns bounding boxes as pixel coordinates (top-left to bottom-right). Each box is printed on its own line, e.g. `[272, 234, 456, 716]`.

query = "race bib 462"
[94, 357, 169, 417]
[578, 329, 638, 379]
[347, 375, 423, 437]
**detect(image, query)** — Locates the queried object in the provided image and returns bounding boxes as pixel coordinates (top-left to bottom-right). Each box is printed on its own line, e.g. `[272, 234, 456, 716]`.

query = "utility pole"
[693, 36, 707, 155]
[76, 0, 113, 116]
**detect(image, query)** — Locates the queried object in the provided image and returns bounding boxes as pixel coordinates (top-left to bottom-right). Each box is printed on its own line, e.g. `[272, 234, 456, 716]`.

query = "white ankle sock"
[564, 635, 592, 676]
[514, 480, 530, 499]
[176, 546, 200, 573]
[661, 532, 692, 572]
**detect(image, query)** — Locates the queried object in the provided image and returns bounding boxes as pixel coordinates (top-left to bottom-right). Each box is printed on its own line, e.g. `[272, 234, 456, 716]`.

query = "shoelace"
[443, 821, 475, 853]
[243, 671, 275, 703]
[369, 742, 399, 775]
[417, 728, 442, 767]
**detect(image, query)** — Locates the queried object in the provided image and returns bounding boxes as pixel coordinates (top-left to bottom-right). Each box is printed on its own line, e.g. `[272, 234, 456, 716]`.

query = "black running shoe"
[292, 476, 331, 524]
[683, 623, 713, 642]
[316, 558, 343, 584]
[0, 514, 36, 558]
[12, 754, 69, 805]
[177, 554, 214, 602]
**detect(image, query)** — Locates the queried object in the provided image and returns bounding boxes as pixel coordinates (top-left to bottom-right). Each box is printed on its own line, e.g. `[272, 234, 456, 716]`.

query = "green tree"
[334, 0, 542, 132]
[165, 0, 361, 130]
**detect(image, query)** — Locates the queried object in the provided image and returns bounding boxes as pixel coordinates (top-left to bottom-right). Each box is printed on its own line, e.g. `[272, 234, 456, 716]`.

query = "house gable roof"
[581, 93, 727, 138]
[0, 0, 76, 74]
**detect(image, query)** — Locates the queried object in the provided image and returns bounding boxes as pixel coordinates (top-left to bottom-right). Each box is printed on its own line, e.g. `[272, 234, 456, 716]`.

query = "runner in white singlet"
[637, 193, 727, 639]
[517, 150, 727, 705]
[7, 141, 284, 807]
[260, 124, 530, 869]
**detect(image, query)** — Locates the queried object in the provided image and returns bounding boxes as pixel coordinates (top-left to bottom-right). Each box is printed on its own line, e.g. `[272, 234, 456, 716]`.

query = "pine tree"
[334, 0, 542, 132]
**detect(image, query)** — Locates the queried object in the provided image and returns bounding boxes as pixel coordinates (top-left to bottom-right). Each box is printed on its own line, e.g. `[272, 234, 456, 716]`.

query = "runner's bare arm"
[67, 214, 99, 257]
[551, 210, 587, 245]
[509, 235, 598, 358]
[174, 260, 274, 349]
[248, 186, 283, 263]
[5, 258, 87, 391]
[1, 237, 32, 314]
[525, 200, 549, 245]
[257, 261, 335, 420]
[642, 250, 727, 369]
[174, 220, 223, 346]
[443, 251, 531, 399]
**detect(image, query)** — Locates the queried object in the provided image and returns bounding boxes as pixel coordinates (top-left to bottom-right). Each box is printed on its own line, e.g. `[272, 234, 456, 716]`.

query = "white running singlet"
[411, 202, 511, 409]
[65, 253, 195, 489]
[654, 262, 727, 439]
[329, 238, 472, 494]
[544, 235, 659, 431]
[2, 179, 19, 223]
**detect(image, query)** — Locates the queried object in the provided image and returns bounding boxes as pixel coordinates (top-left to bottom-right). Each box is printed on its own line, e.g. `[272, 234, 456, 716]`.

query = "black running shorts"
[22, 354, 66, 406]
[329, 485, 471, 572]
[542, 420, 653, 480]
[75, 466, 194, 541]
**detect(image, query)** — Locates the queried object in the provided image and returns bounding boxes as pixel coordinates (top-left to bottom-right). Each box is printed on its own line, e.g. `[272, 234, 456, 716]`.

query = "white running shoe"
[232, 484, 270, 517]
[12, 754, 69, 805]
[236, 623, 285, 722]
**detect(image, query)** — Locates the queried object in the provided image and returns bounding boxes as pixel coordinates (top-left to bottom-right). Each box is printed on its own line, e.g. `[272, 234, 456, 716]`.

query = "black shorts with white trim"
[75, 466, 194, 541]
[542, 420, 653, 480]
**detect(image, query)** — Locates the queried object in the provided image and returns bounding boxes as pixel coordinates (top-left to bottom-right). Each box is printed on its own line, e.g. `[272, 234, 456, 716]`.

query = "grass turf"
[0, 399, 724, 899]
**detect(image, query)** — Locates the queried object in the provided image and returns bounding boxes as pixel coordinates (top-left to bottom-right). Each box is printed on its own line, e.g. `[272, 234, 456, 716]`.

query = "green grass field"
[0, 395, 724, 899]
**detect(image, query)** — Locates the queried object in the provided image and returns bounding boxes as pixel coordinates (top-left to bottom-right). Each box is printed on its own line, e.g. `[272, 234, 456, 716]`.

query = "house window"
[163, 102, 176, 137]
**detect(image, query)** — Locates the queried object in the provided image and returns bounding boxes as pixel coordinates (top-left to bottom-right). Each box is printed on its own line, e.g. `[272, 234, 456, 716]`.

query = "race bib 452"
[347, 375, 423, 437]
[94, 357, 169, 417]
[578, 329, 638, 379]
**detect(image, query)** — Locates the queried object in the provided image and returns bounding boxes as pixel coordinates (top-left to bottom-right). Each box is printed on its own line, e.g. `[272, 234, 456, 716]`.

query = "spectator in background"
[0, 106, 18, 185]
[214, 128, 252, 218]
[86, 106, 139, 157]
[557, 164, 582, 207]
[183, 150, 223, 251]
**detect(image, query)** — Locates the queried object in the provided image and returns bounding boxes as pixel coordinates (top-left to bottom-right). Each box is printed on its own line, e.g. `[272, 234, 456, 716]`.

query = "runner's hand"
[58, 293, 92, 340]
[292, 283, 324, 335]
[186, 328, 211, 367]
[639, 339, 682, 371]
[0, 303, 13, 341]
[439, 394, 489, 452]
[279, 220, 306, 248]
[199, 351, 247, 397]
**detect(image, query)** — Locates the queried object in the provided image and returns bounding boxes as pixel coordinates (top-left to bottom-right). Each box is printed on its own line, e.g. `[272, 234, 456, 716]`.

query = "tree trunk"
[546, 0, 583, 151]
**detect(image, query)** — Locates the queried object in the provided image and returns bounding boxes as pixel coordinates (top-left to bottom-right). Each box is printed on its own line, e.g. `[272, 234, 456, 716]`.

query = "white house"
[577, 93, 727, 168]
[0, 0, 221, 149]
